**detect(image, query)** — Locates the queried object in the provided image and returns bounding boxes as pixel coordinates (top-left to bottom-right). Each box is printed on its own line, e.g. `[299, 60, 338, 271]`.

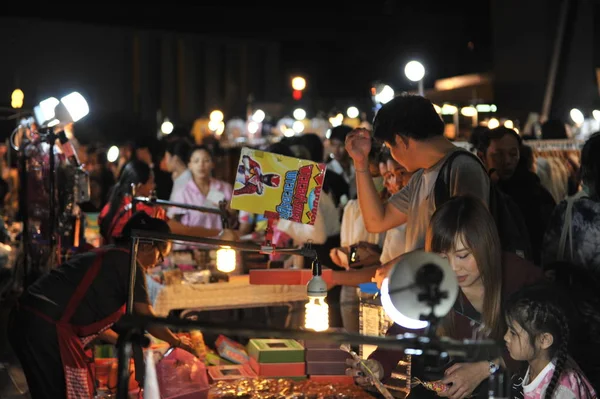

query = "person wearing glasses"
[8, 212, 196, 399]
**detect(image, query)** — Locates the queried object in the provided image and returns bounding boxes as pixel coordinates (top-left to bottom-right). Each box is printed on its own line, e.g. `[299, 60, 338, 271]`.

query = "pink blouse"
[171, 178, 233, 230]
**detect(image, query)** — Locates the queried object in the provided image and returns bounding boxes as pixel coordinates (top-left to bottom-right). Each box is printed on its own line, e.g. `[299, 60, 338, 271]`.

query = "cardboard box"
[247, 339, 305, 363]
[249, 357, 305, 377]
[216, 335, 250, 364]
[207, 364, 256, 382]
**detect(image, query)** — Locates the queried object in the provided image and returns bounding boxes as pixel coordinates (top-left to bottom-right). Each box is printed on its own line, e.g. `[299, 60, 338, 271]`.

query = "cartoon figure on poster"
[230, 147, 326, 226]
[234, 155, 281, 196]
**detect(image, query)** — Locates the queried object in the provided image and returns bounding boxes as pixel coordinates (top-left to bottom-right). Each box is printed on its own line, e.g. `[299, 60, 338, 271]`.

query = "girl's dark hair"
[505, 282, 594, 399]
[100, 160, 152, 240]
[581, 131, 600, 200]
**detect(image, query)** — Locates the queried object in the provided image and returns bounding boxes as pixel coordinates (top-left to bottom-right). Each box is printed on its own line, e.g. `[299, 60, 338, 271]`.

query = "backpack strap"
[433, 149, 488, 209]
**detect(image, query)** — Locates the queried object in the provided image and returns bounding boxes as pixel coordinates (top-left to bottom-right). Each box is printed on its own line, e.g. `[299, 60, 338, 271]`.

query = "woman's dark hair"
[372, 94, 445, 144]
[581, 131, 600, 199]
[100, 160, 152, 240]
[505, 282, 594, 399]
[477, 127, 522, 154]
[166, 137, 193, 165]
[190, 145, 213, 160]
[297, 133, 324, 163]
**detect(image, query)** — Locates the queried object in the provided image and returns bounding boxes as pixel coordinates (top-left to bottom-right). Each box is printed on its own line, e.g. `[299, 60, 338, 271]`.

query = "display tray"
[208, 377, 375, 399]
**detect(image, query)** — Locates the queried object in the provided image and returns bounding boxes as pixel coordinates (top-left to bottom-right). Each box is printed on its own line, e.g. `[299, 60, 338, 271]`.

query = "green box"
[247, 339, 305, 363]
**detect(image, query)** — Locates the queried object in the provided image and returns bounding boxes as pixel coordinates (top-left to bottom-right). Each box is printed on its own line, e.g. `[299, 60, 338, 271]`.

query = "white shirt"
[340, 200, 384, 247]
[380, 224, 406, 264]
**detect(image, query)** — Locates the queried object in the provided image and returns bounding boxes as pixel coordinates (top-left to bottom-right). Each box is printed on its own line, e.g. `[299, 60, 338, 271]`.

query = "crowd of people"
[5, 93, 600, 399]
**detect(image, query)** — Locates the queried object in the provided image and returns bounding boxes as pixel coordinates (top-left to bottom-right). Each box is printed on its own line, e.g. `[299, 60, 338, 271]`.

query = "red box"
[249, 356, 305, 377]
[249, 269, 333, 285]
[207, 364, 257, 382]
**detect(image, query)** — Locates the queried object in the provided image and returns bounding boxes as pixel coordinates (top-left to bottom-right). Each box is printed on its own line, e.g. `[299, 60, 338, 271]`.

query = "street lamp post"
[404, 61, 425, 96]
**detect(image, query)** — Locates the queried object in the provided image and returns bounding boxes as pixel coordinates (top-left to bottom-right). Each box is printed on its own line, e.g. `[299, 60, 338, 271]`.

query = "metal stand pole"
[48, 131, 56, 251]
[116, 330, 133, 399]
[127, 237, 139, 314]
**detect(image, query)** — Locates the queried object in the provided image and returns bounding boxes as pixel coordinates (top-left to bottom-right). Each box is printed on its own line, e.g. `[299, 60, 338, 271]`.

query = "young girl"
[505, 283, 597, 399]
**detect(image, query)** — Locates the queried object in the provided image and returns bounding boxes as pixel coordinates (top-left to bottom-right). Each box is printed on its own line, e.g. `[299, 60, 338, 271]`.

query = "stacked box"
[301, 334, 353, 381]
[247, 338, 306, 379]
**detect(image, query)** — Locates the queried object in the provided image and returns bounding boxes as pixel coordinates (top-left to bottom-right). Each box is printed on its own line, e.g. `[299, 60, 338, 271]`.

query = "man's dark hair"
[477, 126, 523, 154]
[166, 137, 193, 165]
[329, 125, 353, 143]
[115, 211, 171, 254]
[372, 94, 445, 144]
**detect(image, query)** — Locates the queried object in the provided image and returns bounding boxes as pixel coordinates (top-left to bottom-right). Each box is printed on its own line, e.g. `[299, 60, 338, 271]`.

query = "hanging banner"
[230, 147, 326, 225]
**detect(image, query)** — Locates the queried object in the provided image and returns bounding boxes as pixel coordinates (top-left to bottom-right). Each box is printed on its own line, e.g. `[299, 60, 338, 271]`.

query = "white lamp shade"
[33, 97, 60, 125]
[380, 251, 458, 330]
[60, 92, 89, 122]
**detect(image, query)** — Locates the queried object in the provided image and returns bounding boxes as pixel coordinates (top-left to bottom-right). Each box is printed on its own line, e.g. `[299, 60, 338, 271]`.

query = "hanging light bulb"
[305, 258, 329, 332]
[216, 246, 236, 273]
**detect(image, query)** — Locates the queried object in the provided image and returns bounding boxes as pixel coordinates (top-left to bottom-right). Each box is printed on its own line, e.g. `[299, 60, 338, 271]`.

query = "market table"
[152, 275, 308, 326]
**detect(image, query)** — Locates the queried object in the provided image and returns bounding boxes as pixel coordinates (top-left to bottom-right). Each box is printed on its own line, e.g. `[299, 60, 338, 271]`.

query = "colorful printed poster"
[230, 147, 326, 225]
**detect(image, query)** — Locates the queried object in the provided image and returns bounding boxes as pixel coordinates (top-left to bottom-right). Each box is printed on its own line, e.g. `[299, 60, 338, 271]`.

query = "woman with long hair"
[98, 159, 237, 244]
[363, 196, 543, 399]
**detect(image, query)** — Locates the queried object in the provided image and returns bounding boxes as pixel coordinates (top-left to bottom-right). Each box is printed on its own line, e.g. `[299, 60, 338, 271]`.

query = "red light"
[293, 90, 302, 100]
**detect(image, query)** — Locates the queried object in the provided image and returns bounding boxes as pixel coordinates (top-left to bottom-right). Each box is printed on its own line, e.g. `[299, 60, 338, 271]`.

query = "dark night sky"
[5, 1, 493, 98]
